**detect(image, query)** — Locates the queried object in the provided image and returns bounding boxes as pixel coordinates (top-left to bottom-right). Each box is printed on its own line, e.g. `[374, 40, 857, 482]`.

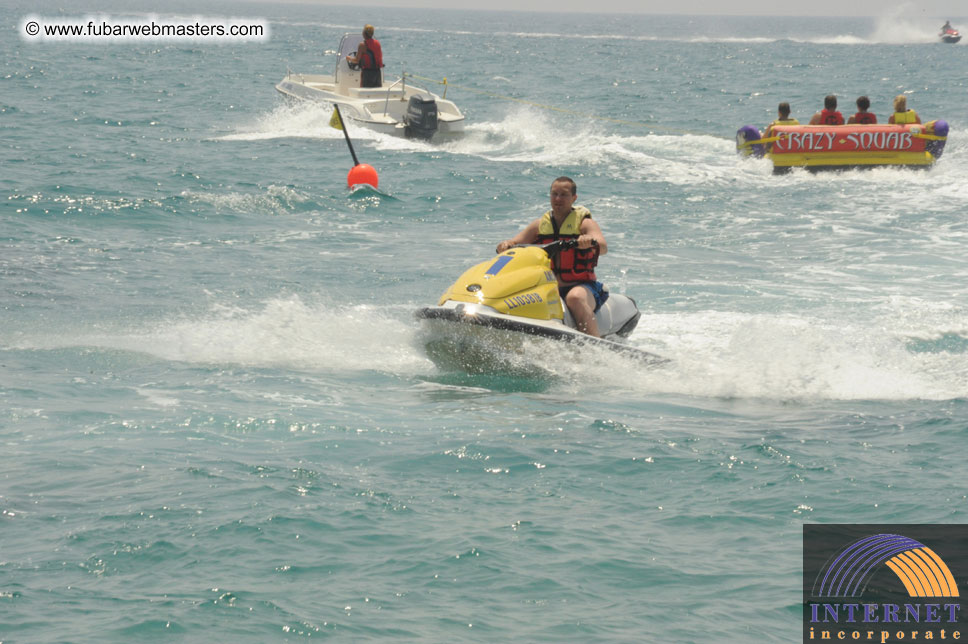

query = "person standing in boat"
[847, 96, 877, 124]
[888, 95, 921, 125]
[347, 24, 383, 88]
[809, 95, 844, 125]
[495, 177, 608, 338]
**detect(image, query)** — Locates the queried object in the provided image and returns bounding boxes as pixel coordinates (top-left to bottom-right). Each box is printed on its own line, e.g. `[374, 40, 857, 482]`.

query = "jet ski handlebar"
[508, 239, 597, 255]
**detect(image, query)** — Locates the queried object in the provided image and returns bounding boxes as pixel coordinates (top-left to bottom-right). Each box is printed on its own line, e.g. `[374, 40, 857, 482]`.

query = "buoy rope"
[404, 72, 721, 138]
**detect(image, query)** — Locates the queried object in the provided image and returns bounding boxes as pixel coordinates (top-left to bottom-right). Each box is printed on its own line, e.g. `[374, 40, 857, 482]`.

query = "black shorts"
[361, 68, 382, 88]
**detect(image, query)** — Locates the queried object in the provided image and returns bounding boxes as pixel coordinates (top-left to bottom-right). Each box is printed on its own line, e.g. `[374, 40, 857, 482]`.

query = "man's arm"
[348, 42, 366, 63]
[580, 218, 607, 255]
[496, 219, 540, 253]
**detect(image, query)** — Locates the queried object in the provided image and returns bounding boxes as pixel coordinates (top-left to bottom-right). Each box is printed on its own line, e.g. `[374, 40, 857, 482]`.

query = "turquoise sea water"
[4, 1, 968, 641]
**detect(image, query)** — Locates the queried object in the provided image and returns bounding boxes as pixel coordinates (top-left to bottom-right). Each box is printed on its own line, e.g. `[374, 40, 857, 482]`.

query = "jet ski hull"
[416, 302, 667, 367]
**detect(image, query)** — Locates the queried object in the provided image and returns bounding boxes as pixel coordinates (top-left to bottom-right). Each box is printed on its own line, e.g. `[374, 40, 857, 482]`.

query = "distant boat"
[940, 27, 961, 43]
[276, 33, 465, 140]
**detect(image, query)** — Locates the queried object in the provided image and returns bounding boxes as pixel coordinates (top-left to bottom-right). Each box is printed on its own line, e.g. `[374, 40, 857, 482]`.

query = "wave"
[268, 14, 956, 46]
[225, 100, 966, 201]
[178, 184, 315, 216]
[623, 309, 968, 402]
[867, 5, 959, 44]
[444, 108, 968, 199]
[18, 295, 433, 376]
[12, 291, 963, 402]
[410, 305, 967, 402]
[213, 102, 348, 143]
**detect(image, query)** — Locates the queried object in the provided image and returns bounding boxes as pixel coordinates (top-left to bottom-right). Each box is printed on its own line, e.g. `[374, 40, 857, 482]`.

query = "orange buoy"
[347, 163, 379, 189]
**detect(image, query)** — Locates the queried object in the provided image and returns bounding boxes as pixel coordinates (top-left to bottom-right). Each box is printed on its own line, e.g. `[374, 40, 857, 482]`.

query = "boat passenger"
[763, 102, 799, 148]
[847, 96, 877, 124]
[495, 177, 608, 337]
[809, 95, 845, 125]
[347, 24, 384, 88]
[888, 95, 920, 125]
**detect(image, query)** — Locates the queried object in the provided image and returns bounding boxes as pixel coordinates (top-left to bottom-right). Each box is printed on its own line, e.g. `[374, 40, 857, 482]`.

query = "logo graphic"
[815, 533, 959, 599]
[804, 525, 966, 644]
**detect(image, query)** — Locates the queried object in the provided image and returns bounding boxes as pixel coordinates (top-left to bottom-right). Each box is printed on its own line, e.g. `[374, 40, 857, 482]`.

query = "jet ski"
[940, 27, 961, 43]
[415, 240, 667, 371]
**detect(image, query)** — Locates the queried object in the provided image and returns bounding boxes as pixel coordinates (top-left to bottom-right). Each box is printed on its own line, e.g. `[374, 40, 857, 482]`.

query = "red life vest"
[853, 111, 877, 124]
[535, 207, 598, 283]
[820, 109, 844, 125]
[360, 37, 383, 69]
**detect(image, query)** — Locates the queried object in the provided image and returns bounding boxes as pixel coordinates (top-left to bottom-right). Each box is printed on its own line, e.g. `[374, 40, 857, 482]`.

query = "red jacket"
[360, 37, 383, 69]
[820, 109, 844, 125]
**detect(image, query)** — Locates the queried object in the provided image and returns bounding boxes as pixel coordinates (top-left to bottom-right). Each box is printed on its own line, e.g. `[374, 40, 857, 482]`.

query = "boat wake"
[20, 296, 431, 375]
[437, 107, 733, 172]
[414, 304, 968, 401]
[868, 6, 959, 44]
[214, 102, 348, 143]
[784, 6, 964, 44]
[636, 309, 968, 401]
[7, 292, 966, 401]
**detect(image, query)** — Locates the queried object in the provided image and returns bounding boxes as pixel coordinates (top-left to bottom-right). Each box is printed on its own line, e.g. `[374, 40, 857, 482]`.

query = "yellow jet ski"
[415, 241, 667, 369]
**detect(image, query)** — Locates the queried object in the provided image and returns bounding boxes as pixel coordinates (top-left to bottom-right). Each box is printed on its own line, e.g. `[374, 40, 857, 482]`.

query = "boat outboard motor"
[404, 95, 438, 139]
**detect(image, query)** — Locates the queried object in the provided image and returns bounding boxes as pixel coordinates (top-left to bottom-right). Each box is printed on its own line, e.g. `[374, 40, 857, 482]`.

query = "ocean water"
[4, 1, 968, 641]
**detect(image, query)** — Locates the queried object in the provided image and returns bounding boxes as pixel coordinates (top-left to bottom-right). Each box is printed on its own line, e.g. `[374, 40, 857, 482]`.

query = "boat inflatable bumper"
[736, 125, 766, 158]
[926, 120, 949, 159]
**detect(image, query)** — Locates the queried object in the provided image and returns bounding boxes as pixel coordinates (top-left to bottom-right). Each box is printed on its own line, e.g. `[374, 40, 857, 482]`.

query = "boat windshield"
[338, 33, 364, 61]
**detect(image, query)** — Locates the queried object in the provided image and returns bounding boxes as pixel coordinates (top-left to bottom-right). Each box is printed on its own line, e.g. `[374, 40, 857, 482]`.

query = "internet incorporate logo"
[803, 526, 965, 644]
[816, 534, 959, 599]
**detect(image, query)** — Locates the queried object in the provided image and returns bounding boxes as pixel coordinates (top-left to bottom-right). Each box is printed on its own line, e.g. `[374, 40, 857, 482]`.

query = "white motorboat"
[276, 33, 465, 139]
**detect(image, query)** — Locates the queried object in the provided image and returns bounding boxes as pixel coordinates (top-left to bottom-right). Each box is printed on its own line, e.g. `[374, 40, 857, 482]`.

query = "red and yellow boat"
[736, 121, 949, 174]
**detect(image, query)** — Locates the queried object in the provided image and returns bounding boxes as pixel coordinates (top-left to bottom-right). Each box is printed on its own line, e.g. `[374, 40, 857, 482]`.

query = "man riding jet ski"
[940, 21, 961, 43]
[415, 178, 666, 366]
[495, 176, 607, 337]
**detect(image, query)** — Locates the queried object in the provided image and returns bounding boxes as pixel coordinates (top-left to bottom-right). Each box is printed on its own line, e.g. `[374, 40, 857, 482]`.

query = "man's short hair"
[552, 176, 577, 195]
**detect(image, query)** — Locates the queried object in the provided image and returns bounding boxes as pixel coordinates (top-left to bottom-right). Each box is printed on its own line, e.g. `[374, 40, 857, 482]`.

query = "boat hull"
[275, 74, 465, 137]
